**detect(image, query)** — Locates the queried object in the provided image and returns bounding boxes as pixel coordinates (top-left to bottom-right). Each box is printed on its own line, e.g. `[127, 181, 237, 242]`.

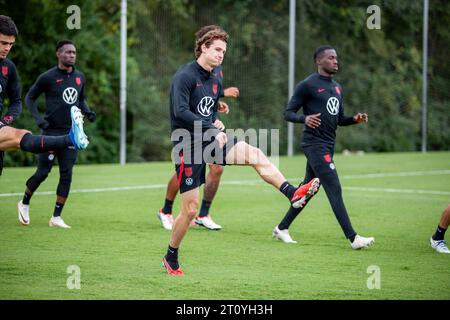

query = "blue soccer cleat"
[69, 106, 89, 150]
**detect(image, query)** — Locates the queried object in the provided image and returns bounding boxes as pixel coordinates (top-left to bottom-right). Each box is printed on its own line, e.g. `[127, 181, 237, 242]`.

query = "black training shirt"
[26, 66, 92, 133]
[0, 58, 22, 125]
[284, 73, 356, 147]
[170, 61, 222, 136]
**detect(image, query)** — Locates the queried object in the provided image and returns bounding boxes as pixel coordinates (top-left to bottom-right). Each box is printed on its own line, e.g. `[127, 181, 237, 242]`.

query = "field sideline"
[0, 151, 449, 299]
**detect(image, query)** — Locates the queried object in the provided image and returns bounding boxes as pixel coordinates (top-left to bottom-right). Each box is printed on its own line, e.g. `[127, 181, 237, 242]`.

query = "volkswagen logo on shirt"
[197, 96, 215, 117]
[326, 97, 340, 115]
[62, 87, 78, 104]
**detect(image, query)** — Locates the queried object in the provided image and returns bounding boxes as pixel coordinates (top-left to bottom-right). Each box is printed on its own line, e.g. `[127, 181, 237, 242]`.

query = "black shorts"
[175, 137, 237, 194]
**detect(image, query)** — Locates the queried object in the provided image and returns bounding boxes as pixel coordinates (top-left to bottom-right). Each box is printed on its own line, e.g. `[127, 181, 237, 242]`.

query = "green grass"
[0, 151, 449, 299]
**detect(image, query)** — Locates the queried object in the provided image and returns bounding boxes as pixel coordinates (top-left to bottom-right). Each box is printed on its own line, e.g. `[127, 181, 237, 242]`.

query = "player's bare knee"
[15, 129, 31, 147]
[249, 147, 268, 167]
[209, 164, 224, 177]
[184, 198, 199, 219]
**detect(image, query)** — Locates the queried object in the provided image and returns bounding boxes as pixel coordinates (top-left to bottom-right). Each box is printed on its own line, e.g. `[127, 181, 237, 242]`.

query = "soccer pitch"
[0, 151, 449, 300]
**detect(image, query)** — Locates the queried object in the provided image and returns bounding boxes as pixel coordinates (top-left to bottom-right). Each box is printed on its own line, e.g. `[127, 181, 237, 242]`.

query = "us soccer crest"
[2, 65, 8, 77]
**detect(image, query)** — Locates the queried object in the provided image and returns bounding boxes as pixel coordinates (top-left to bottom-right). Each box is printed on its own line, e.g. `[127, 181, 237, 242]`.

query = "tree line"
[2, 0, 448, 167]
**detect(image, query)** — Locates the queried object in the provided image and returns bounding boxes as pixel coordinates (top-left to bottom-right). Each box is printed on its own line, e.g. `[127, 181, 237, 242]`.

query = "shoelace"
[436, 241, 449, 250]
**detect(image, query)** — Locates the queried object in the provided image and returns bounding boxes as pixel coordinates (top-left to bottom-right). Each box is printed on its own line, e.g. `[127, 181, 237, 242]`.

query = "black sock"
[20, 133, 72, 153]
[199, 200, 212, 218]
[53, 202, 64, 217]
[348, 235, 356, 243]
[165, 245, 179, 269]
[279, 181, 296, 200]
[22, 192, 32, 205]
[432, 225, 447, 241]
[162, 199, 173, 214]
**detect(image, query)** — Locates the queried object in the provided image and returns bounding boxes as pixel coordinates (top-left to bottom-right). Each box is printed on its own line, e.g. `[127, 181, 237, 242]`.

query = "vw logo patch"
[197, 96, 214, 117]
[326, 97, 340, 115]
[62, 87, 78, 104]
[185, 177, 194, 186]
[0, 83, 2, 94]
[48, 154, 55, 161]
[330, 163, 336, 170]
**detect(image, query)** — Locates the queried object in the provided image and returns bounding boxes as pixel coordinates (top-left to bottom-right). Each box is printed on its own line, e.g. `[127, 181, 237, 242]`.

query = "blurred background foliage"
[1, 0, 448, 166]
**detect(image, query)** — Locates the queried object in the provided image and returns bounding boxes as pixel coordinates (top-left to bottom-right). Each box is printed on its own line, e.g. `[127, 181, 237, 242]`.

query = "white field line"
[340, 169, 450, 179]
[0, 170, 449, 198]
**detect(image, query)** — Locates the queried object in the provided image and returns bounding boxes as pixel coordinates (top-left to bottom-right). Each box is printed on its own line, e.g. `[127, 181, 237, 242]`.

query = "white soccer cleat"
[351, 234, 375, 250]
[194, 215, 222, 230]
[49, 216, 71, 229]
[157, 209, 174, 230]
[272, 226, 297, 244]
[17, 200, 30, 225]
[430, 237, 450, 254]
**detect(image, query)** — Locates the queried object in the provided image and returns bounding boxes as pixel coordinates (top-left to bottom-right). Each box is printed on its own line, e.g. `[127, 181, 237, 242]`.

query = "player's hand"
[215, 131, 228, 149]
[305, 113, 321, 128]
[218, 101, 230, 114]
[213, 119, 225, 131]
[353, 113, 368, 123]
[37, 119, 50, 129]
[85, 111, 96, 122]
[224, 87, 240, 98]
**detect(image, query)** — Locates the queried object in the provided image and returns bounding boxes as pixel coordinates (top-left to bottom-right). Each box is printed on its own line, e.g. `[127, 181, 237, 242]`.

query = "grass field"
[0, 151, 449, 300]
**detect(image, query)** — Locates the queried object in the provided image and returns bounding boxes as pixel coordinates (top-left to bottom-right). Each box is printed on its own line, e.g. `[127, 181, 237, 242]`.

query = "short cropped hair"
[56, 39, 75, 52]
[194, 26, 228, 59]
[313, 45, 335, 62]
[0, 15, 19, 36]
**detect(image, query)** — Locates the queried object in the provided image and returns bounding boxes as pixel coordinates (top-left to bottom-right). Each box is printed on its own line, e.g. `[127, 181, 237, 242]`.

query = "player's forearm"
[25, 93, 44, 124]
[3, 99, 22, 123]
[284, 109, 305, 123]
[338, 115, 356, 126]
[79, 100, 92, 113]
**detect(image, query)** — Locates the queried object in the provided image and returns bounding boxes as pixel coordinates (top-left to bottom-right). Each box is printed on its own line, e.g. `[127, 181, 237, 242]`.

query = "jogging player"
[0, 16, 88, 179]
[162, 26, 318, 276]
[272, 45, 375, 250]
[430, 204, 450, 254]
[18, 40, 95, 229]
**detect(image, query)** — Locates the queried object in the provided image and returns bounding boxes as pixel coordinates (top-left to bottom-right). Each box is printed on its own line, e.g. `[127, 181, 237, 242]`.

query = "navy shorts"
[175, 137, 237, 194]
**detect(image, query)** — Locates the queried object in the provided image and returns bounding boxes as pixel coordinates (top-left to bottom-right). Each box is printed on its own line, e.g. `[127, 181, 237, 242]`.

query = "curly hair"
[194, 26, 228, 59]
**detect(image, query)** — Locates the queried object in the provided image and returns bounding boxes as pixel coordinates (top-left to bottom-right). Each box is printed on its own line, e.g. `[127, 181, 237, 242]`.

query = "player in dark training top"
[17, 40, 95, 229]
[272, 45, 375, 250]
[162, 26, 319, 276]
[157, 25, 240, 232]
[0, 16, 88, 180]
